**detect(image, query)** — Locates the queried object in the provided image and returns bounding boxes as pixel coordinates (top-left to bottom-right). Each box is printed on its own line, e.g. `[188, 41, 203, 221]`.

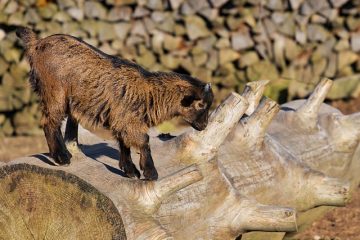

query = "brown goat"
[16, 27, 213, 180]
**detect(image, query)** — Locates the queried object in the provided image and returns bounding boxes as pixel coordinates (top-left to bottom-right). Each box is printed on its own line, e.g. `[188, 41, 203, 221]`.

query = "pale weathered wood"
[1, 79, 359, 240]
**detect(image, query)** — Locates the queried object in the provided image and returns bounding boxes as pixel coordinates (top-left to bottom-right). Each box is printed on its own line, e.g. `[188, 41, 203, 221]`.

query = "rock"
[106, 0, 136, 5]
[38, 3, 58, 20]
[8, 12, 25, 25]
[337, 51, 358, 70]
[3, 48, 21, 63]
[312, 58, 327, 76]
[346, 17, 360, 31]
[53, 11, 72, 22]
[193, 52, 208, 67]
[0, 57, 9, 75]
[311, 37, 336, 61]
[266, 0, 285, 10]
[216, 37, 230, 48]
[210, 0, 229, 7]
[237, 51, 259, 68]
[219, 48, 240, 65]
[307, 24, 329, 42]
[155, 15, 175, 33]
[24, 8, 41, 24]
[57, 0, 76, 9]
[45, 22, 62, 35]
[146, 0, 163, 10]
[163, 34, 183, 51]
[277, 15, 296, 37]
[131, 20, 148, 38]
[174, 23, 186, 36]
[196, 36, 216, 53]
[82, 20, 99, 37]
[324, 53, 337, 78]
[199, 8, 218, 21]
[99, 43, 117, 55]
[0, 29, 5, 41]
[285, 38, 302, 61]
[97, 22, 117, 41]
[61, 22, 80, 35]
[160, 54, 181, 69]
[226, 16, 244, 31]
[185, 15, 211, 40]
[108, 7, 132, 21]
[4, 1, 18, 14]
[328, 75, 360, 99]
[289, 0, 305, 10]
[133, 6, 150, 18]
[67, 7, 84, 21]
[135, 48, 156, 69]
[319, 9, 337, 21]
[111, 40, 124, 51]
[329, 0, 350, 7]
[2, 118, 14, 136]
[84, 1, 107, 19]
[295, 28, 307, 45]
[169, 0, 184, 9]
[246, 61, 279, 81]
[206, 50, 218, 70]
[188, 0, 209, 12]
[351, 33, 360, 52]
[114, 22, 132, 40]
[126, 35, 145, 47]
[334, 39, 350, 51]
[307, 0, 330, 12]
[311, 14, 327, 24]
[180, 2, 196, 15]
[151, 11, 168, 22]
[300, 1, 315, 16]
[231, 30, 254, 50]
[0, 114, 5, 125]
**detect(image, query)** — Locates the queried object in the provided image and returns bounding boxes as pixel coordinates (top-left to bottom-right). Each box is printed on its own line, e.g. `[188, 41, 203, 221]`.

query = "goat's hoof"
[122, 164, 141, 179]
[143, 168, 158, 181]
[53, 151, 72, 166]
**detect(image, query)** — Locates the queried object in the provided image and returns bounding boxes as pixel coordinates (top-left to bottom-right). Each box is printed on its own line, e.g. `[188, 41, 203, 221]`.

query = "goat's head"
[178, 83, 214, 131]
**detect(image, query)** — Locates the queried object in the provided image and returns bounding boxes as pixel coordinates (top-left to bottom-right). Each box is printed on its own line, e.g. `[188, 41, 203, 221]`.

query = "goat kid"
[17, 27, 214, 180]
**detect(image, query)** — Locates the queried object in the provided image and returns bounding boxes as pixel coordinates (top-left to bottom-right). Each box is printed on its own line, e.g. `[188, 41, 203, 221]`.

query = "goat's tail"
[16, 27, 38, 51]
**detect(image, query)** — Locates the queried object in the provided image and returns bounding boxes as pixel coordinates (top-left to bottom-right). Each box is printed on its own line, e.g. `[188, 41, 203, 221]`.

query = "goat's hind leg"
[64, 114, 81, 154]
[43, 117, 72, 165]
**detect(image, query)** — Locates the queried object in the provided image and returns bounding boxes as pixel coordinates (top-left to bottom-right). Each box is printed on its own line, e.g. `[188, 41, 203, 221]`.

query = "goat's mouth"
[190, 121, 207, 131]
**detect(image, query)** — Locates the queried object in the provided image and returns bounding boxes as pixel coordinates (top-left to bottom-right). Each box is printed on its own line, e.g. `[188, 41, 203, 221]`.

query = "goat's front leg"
[139, 134, 158, 181]
[117, 137, 141, 179]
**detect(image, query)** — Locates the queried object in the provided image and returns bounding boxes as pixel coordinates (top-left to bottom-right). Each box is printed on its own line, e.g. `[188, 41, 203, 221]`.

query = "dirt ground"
[0, 97, 359, 239]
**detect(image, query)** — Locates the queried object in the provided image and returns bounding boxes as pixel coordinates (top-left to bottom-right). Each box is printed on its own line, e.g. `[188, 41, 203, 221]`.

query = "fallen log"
[1, 79, 358, 240]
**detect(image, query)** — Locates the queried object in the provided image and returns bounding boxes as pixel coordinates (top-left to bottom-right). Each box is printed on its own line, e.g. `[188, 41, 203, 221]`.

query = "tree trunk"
[1, 79, 358, 240]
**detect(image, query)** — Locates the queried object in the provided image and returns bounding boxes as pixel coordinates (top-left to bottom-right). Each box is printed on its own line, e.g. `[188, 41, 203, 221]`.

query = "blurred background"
[0, 0, 359, 238]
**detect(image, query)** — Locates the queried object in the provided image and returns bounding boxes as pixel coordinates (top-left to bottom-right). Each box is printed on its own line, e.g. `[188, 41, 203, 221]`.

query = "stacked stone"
[0, 0, 359, 136]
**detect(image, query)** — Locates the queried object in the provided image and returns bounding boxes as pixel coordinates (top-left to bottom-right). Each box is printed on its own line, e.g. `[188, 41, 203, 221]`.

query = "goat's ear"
[181, 95, 196, 107]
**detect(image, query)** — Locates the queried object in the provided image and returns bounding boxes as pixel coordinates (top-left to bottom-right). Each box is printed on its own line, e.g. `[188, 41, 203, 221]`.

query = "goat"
[16, 27, 214, 180]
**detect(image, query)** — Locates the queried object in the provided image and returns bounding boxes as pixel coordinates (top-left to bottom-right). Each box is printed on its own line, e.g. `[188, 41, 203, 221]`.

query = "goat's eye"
[198, 103, 205, 108]
[181, 95, 195, 107]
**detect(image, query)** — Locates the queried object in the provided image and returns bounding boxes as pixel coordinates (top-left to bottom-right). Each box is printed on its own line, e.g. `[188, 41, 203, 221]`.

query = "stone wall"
[0, 0, 359, 136]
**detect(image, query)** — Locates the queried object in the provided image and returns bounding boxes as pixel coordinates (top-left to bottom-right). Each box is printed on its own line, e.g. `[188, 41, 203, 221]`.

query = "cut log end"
[295, 78, 333, 130]
[242, 80, 270, 116]
[312, 177, 350, 207]
[0, 163, 126, 240]
[232, 204, 297, 233]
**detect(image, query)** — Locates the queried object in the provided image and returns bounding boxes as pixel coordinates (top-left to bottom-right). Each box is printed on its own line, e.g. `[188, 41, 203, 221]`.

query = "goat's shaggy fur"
[17, 27, 213, 180]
